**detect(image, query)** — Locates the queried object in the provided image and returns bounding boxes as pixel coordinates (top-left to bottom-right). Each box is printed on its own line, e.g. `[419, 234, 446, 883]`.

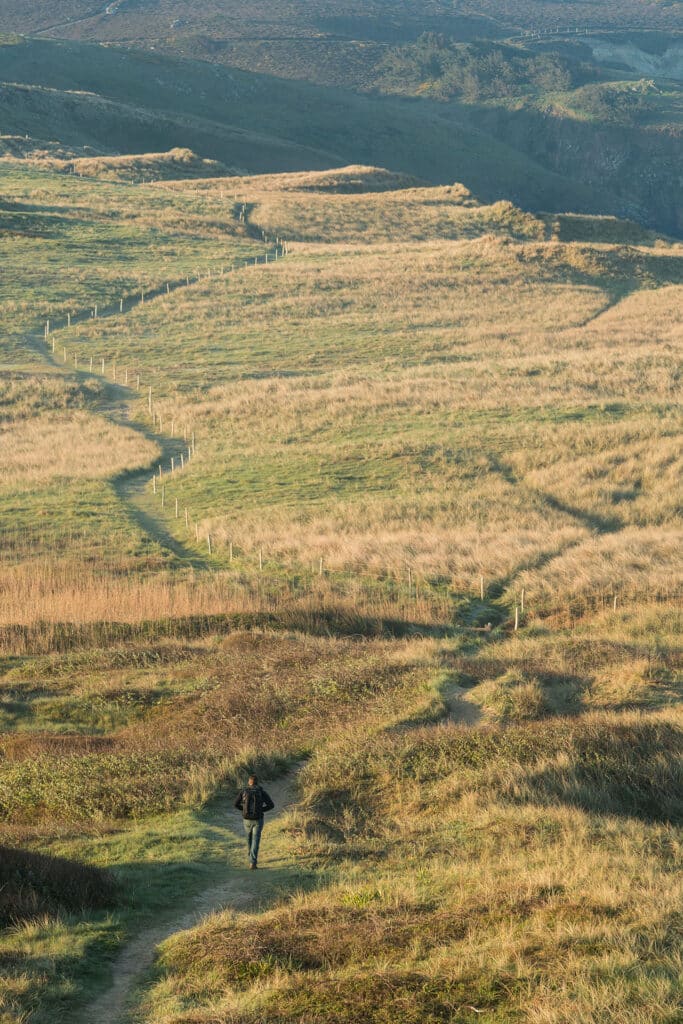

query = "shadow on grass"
[0, 608, 456, 655]
[0, 846, 119, 927]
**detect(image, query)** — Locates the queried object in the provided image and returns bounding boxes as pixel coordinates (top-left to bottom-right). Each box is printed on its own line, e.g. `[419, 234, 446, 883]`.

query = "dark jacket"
[235, 784, 275, 820]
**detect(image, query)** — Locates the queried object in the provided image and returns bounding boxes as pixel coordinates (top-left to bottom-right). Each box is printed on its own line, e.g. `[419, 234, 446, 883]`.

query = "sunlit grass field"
[0, 158, 681, 1024]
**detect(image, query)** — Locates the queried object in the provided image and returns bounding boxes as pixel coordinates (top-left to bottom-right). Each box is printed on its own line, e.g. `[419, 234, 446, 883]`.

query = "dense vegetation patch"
[376, 35, 595, 101]
[301, 713, 683, 840]
[0, 633, 432, 824]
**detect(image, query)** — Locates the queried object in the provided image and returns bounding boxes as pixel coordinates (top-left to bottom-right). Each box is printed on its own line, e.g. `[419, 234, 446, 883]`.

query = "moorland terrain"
[0, 5, 682, 1024]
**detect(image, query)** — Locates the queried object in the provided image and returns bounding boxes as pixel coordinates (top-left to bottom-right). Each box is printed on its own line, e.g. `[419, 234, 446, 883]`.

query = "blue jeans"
[243, 817, 264, 865]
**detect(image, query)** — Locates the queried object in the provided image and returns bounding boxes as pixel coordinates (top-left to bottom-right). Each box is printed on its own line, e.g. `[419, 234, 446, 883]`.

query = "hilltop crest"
[208, 165, 430, 194]
[59, 148, 238, 182]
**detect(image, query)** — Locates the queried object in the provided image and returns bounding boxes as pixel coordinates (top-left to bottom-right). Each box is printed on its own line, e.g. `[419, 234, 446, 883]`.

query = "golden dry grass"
[0, 411, 158, 487]
[138, 706, 683, 1024]
[0, 166, 679, 619]
[12, 210, 678, 626]
[157, 165, 429, 195]
[1, 162, 682, 1024]
[53, 148, 237, 182]
[117, 236, 679, 608]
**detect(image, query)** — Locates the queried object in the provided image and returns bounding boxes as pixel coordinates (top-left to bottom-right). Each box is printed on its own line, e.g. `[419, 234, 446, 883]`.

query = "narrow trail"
[31, 232, 286, 565]
[444, 681, 483, 725]
[84, 773, 299, 1024]
[106, 386, 207, 567]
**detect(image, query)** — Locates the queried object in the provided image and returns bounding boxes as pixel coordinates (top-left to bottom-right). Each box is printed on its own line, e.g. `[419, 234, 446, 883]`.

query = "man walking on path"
[235, 774, 275, 869]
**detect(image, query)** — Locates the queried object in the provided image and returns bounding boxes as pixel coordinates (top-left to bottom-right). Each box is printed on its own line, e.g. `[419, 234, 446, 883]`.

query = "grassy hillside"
[2, 32, 681, 236]
[0, 157, 681, 1024]
[3, 34, 683, 237]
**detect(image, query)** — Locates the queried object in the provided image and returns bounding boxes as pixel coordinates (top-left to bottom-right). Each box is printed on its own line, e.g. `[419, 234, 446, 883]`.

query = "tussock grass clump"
[171, 165, 429, 195]
[150, 888, 530, 1022]
[0, 751, 201, 823]
[247, 186, 545, 244]
[481, 669, 549, 721]
[0, 373, 104, 423]
[0, 846, 118, 926]
[0, 410, 159, 487]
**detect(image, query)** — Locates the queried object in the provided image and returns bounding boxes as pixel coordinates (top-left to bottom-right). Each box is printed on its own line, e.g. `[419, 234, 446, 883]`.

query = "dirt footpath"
[84, 773, 298, 1024]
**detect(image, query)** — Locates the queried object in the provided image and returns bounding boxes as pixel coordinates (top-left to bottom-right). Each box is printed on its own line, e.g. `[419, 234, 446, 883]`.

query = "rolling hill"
[0, 153, 681, 1023]
[0, 33, 679, 233]
[0, 1, 682, 1019]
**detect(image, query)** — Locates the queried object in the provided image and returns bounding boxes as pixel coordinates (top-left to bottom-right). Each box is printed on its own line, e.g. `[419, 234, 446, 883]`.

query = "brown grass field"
[0, 160, 680, 1024]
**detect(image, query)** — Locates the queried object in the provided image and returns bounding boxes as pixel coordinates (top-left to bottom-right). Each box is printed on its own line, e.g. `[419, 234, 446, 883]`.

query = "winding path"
[83, 773, 299, 1024]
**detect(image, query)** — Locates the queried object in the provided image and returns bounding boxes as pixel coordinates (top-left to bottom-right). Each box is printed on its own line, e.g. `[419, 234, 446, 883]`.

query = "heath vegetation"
[0, 151, 680, 1024]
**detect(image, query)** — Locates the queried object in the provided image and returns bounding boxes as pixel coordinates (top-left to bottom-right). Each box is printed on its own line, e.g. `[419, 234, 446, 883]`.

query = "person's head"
[248, 774, 258, 786]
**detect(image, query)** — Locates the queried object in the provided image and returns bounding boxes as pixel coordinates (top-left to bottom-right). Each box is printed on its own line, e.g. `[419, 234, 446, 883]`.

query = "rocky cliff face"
[468, 104, 683, 236]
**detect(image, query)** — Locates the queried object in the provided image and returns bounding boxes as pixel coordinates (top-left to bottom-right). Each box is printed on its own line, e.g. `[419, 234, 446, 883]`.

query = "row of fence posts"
[40, 218, 289, 507]
[42, 238, 288, 344]
[36, 210, 649, 630]
[38, 212, 291, 582]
